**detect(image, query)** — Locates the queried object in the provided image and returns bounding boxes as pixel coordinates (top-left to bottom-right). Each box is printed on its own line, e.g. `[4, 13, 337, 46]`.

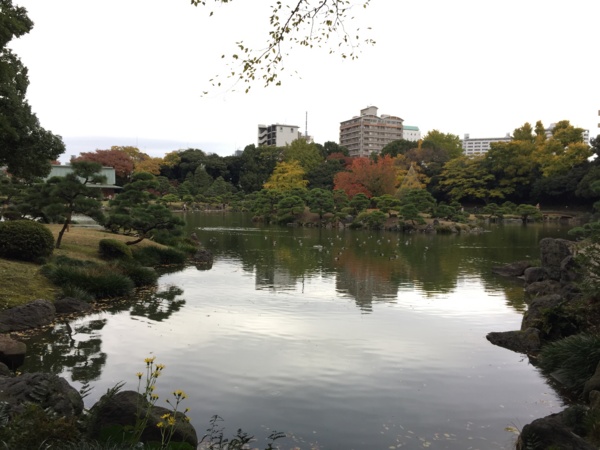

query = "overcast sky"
[9, 0, 600, 162]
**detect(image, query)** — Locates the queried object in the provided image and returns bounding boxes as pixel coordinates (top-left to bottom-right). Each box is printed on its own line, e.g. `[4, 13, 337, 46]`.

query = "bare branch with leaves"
[191, 0, 374, 92]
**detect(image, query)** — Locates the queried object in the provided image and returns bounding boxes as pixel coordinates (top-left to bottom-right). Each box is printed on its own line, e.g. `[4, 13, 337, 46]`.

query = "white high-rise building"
[403, 125, 421, 142]
[258, 124, 303, 146]
[461, 133, 512, 156]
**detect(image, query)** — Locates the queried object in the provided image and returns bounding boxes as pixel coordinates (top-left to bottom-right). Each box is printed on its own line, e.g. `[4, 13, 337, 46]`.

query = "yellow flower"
[173, 390, 187, 399]
[167, 416, 176, 426]
[156, 422, 164, 428]
[156, 364, 165, 370]
[136, 372, 143, 379]
[151, 394, 159, 400]
[144, 356, 156, 364]
[161, 413, 171, 420]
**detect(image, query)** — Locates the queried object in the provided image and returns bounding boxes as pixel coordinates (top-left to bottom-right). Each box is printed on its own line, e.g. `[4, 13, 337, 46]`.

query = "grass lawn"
[0, 225, 163, 310]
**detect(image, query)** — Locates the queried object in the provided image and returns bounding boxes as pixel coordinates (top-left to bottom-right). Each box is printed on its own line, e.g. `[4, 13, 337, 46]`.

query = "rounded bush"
[114, 260, 158, 287]
[0, 220, 54, 262]
[99, 239, 132, 260]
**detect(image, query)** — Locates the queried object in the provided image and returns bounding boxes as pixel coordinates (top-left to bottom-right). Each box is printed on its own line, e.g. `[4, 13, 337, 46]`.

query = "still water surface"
[23, 214, 574, 449]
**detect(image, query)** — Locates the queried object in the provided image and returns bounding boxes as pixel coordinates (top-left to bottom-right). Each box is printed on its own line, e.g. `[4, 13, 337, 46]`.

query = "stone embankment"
[487, 238, 598, 449]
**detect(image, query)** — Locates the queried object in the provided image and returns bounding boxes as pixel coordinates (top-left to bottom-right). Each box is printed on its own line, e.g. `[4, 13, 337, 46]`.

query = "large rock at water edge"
[491, 260, 531, 277]
[88, 390, 197, 447]
[0, 335, 26, 370]
[0, 299, 55, 332]
[539, 238, 575, 281]
[516, 410, 595, 450]
[486, 328, 541, 353]
[0, 372, 83, 417]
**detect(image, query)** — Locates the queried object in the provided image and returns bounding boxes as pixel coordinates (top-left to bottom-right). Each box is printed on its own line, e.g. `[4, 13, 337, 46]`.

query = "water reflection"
[190, 214, 570, 312]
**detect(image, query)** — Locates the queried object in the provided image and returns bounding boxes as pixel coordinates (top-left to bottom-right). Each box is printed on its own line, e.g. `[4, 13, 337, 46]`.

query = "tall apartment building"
[258, 124, 303, 146]
[461, 133, 512, 156]
[339, 106, 404, 157]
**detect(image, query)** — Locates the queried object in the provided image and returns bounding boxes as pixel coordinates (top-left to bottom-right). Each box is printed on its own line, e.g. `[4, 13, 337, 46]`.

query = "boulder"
[193, 248, 214, 269]
[539, 238, 575, 281]
[0, 362, 12, 377]
[491, 260, 531, 277]
[521, 294, 563, 329]
[54, 297, 93, 314]
[486, 328, 541, 354]
[523, 266, 548, 284]
[0, 299, 56, 332]
[88, 390, 197, 447]
[561, 255, 581, 284]
[584, 361, 600, 401]
[516, 410, 595, 450]
[525, 279, 561, 297]
[0, 372, 83, 417]
[0, 334, 26, 370]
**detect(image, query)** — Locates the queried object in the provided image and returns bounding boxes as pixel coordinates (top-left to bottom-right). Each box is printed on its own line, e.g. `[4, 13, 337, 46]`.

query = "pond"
[22, 213, 574, 449]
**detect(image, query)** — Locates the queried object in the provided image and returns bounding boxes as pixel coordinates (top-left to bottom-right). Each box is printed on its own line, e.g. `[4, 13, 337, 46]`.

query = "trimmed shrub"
[99, 239, 132, 260]
[132, 246, 186, 266]
[113, 260, 158, 287]
[0, 220, 54, 262]
[43, 264, 135, 299]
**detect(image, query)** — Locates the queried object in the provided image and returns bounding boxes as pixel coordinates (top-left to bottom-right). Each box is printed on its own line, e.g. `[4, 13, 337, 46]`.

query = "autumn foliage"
[72, 148, 134, 182]
[333, 156, 397, 198]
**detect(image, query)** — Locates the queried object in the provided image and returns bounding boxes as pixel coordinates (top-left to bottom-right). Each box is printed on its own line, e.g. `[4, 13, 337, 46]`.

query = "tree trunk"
[56, 215, 72, 249]
[125, 236, 145, 245]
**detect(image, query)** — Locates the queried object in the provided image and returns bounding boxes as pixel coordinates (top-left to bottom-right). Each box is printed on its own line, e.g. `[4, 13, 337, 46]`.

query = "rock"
[492, 260, 531, 277]
[523, 266, 548, 284]
[521, 294, 563, 328]
[516, 410, 595, 450]
[0, 335, 26, 370]
[486, 328, 542, 353]
[54, 297, 93, 314]
[561, 255, 581, 284]
[525, 279, 561, 297]
[0, 362, 12, 377]
[589, 390, 600, 411]
[88, 390, 197, 447]
[0, 299, 56, 332]
[539, 238, 575, 281]
[584, 361, 600, 401]
[0, 372, 83, 417]
[193, 248, 214, 269]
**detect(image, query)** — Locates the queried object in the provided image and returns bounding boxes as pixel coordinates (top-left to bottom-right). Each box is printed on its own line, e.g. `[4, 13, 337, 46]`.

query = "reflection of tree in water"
[21, 318, 108, 385]
[129, 285, 185, 322]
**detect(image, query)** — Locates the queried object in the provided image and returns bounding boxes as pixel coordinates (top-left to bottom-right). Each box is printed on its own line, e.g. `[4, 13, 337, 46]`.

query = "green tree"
[439, 155, 509, 204]
[307, 188, 335, 220]
[485, 139, 537, 200]
[400, 204, 425, 225]
[516, 204, 542, 223]
[276, 195, 305, 224]
[37, 161, 105, 249]
[105, 172, 184, 245]
[282, 139, 324, 173]
[349, 193, 370, 215]
[380, 139, 416, 158]
[251, 189, 284, 222]
[306, 159, 345, 190]
[374, 194, 401, 217]
[239, 144, 281, 193]
[399, 189, 436, 213]
[421, 130, 463, 159]
[0, 1, 65, 178]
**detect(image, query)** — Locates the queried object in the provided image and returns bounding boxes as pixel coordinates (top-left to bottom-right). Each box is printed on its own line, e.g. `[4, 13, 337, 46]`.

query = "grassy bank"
[0, 225, 163, 310]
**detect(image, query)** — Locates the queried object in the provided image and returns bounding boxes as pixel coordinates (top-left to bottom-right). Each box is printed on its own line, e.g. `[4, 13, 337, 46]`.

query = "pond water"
[22, 214, 575, 449]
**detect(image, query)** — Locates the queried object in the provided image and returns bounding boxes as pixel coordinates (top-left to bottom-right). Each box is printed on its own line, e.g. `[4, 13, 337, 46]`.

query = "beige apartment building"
[339, 106, 404, 157]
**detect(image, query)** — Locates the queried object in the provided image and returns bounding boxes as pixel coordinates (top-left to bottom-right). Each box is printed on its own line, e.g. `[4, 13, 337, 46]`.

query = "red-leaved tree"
[333, 156, 397, 198]
[72, 147, 135, 185]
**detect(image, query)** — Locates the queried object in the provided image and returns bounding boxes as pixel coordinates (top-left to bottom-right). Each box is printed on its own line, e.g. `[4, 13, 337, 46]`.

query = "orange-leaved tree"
[333, 155, 397, 198]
